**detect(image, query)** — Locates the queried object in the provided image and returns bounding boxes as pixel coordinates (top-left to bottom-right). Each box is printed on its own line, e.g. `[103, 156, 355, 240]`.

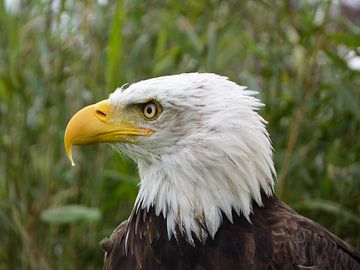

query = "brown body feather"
[102, 194, 360, 270]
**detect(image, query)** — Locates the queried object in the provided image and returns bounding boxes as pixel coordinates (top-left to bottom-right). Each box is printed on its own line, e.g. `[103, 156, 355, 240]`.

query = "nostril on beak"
[94, 99, 110, 122]
[95, 109, 107, 121]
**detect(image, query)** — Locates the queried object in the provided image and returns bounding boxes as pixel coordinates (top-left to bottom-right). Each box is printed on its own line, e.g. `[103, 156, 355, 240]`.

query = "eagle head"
[64, 73, 275, 243]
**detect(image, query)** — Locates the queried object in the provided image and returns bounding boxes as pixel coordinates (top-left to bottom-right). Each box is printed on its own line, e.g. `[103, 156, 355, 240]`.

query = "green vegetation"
[0, 1, 359, 269]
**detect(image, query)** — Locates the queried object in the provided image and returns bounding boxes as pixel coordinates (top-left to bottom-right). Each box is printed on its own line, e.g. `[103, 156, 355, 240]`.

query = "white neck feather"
[133, 123, 275, 244]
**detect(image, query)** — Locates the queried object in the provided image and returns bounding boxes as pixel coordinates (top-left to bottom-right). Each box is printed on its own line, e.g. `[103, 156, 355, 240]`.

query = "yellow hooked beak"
[64, 99, 154, 166]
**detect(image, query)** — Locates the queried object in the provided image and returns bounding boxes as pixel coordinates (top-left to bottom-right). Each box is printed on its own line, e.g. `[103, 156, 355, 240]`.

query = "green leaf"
[326, 33, 360, 48]
[41, 205, 101, 225]
[293, 199, 360, 225]
[106, 0, 125, 92]
[322, 48, 348, 70]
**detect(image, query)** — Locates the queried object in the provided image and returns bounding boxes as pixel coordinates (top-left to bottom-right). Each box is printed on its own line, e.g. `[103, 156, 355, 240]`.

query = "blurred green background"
[0, 0, 359, 269]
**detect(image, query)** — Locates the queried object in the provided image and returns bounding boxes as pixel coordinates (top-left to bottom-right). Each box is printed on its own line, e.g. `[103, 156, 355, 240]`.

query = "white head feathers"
[109, 73, 276, 244]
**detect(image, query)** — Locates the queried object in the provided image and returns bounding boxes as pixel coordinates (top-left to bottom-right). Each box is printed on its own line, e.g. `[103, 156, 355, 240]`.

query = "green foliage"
[0, 0, 359, 269]
[41, 205, 101, 225]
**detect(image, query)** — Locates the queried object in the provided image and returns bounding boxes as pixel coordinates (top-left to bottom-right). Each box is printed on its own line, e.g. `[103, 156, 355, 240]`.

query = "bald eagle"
[64, 73, 359, 270]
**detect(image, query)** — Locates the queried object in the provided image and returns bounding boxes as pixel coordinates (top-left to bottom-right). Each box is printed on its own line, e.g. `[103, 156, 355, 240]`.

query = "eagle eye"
[142, 101, 160, 120]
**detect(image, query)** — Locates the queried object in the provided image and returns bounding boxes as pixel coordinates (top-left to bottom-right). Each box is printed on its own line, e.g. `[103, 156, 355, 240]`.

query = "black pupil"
[146, 105, 153, 115]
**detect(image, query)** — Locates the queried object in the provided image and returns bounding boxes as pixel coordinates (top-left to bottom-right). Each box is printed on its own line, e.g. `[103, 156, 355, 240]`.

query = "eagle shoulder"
[100, 220, 128, 270]
[265, 198, 360, 269]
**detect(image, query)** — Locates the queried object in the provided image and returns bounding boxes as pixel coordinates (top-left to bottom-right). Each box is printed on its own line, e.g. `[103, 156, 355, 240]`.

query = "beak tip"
[67, 150, 76, 167]
[67, 147, 76, 167]
[69, 154, 75, 167]
[65, 141, 76, 167]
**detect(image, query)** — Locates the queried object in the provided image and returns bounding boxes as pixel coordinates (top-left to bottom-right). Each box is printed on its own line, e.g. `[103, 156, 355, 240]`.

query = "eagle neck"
[134, 150, 275, 244]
